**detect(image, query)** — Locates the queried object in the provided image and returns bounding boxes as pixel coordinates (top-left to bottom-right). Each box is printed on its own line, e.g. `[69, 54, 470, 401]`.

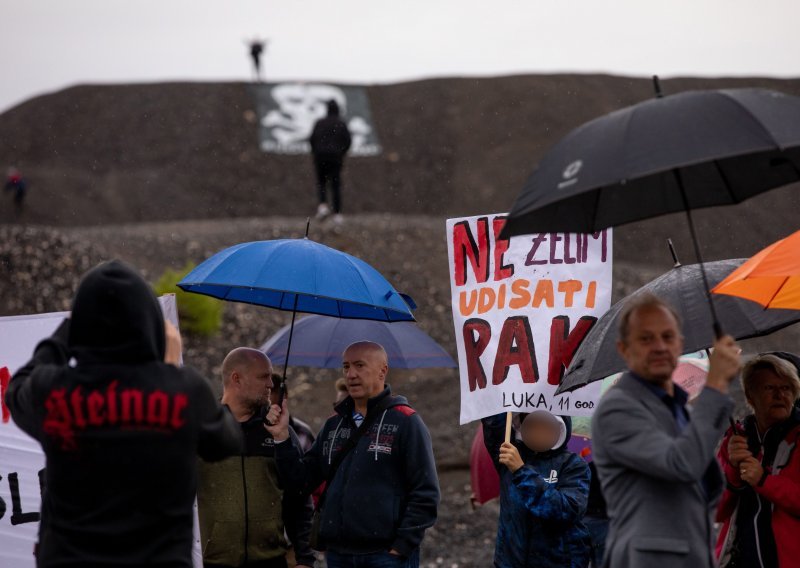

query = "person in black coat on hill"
[310, 100, 351, 222]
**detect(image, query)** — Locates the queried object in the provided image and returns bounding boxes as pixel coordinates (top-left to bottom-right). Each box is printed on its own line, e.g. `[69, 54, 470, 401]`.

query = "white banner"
[0, 296, 202, 568]
[446, 214, 613, 424]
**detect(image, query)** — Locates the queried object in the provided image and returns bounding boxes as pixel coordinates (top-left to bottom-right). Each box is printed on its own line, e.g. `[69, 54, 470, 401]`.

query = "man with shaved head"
[267, 341, 440, 567]
[197, 347, 314, 568]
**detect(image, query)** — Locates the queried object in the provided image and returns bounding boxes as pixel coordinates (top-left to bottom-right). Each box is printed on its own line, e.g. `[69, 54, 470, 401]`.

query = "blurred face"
[521, 413, 561, 452]
[235, 355, 274, 410]
[618, 305, 683, 384]
[749, 369, 796, 428]
[342, 345, 388, 402]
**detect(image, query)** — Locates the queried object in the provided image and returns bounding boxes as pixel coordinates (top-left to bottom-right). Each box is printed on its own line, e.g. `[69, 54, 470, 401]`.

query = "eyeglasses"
[761, 384, 794, 396]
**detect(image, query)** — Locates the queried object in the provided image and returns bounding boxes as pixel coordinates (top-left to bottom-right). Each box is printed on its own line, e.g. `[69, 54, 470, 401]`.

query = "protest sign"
[446, 214, 613, 424]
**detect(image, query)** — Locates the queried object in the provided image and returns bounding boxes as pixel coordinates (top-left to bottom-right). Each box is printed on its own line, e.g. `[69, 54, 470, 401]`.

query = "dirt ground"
[2, 74, 800, 228]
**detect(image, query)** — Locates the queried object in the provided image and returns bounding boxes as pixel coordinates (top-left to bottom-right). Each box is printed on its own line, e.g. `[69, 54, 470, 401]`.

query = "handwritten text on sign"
[446, 214, 613, 424]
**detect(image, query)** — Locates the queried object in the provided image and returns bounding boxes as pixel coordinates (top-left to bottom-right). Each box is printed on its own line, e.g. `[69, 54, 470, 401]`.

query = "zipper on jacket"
[241, 454, 249, 565]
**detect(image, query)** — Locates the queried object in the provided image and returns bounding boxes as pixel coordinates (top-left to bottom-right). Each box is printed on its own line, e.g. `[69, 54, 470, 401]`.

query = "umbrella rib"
[591, 183, 604, 233]
[712, 160, 739, 203]
[762, 276, 791, 309]
[340, 254, 386, 315]
[719, 91, 783, 149]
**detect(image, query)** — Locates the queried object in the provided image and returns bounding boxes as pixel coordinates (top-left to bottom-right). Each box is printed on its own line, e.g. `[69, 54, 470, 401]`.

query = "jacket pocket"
[203, 521, 244, 566]
[632, 536, 690, 554]
[249, 519, 287, 560]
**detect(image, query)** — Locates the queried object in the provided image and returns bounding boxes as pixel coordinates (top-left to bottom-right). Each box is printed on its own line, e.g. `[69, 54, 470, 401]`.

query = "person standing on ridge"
[310, 100, 351, 224]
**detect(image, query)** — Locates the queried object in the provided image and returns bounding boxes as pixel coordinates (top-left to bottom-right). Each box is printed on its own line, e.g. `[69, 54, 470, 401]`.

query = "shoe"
[316, 203, 331, 220]
[332, 214, 344, 225]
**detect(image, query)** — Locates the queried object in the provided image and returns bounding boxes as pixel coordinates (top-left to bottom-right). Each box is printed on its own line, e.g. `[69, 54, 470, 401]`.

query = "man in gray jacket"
[592, 293, 741, 567]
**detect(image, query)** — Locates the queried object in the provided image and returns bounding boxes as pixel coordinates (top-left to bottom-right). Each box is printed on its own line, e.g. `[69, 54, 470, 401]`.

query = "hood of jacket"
[326, 99, 340, 117]
[69, 260, 166, 366]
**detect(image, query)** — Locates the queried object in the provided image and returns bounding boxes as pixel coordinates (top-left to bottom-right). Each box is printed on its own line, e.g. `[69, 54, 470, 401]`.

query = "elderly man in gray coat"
[592, 293, 741, 567]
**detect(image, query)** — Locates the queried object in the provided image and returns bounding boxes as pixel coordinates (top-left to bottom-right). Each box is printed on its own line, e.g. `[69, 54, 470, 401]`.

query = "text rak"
[463, 315, 596, 392]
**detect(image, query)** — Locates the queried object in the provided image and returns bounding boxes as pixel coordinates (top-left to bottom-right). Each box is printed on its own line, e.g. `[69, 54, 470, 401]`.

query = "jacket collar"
[616, 372, 682, 434]
[629, 372, 690, 408]
[334, 385, 393, 418]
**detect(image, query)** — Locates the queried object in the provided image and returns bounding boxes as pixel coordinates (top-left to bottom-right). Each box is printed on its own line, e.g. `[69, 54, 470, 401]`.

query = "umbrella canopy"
[178, 239, 415, 321]
[261, 314, 456, 369]
[556, 258, 800, 393]
[713, 230, 800, 310]
[501, 87, 800, 237]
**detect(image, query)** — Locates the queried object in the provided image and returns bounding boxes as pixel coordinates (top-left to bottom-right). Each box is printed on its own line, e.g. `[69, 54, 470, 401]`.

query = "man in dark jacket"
[4, 260, 243, 568]
[482, 410, 591, 568]
[197, 348, 314, 568]
[267, 341, 439, 568]
[309, 99, 351, 222]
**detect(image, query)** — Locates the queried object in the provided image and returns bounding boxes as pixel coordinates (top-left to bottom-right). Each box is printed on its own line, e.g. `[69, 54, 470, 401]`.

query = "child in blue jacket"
[483, 409, 591, 568]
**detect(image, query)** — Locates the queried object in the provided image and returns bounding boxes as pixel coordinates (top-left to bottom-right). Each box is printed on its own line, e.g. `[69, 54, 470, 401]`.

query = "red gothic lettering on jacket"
[42, 381, 189, 450]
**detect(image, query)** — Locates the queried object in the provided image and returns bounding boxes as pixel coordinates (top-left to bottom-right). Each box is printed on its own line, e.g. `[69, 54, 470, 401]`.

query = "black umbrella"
[556, 254, 800, 394]
[501, 79, 800, 335]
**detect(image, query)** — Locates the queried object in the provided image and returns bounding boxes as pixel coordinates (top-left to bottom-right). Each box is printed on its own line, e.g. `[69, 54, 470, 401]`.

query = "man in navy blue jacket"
[268, 341, 440, 568]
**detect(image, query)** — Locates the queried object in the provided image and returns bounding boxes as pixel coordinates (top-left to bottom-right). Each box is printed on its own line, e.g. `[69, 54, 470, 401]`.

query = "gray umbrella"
[556, 257, 800, 394]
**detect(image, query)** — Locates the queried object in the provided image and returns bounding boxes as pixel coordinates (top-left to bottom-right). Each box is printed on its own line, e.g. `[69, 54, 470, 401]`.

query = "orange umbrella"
[712, 230, 800, 309]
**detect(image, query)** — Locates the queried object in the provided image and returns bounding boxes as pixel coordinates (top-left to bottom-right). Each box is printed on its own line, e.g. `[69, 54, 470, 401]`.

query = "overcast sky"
[2, 0, 798, 113]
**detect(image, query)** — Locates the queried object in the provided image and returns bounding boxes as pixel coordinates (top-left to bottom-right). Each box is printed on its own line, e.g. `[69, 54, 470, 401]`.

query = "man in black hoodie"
[309, 99, 351, 222]
[268, 341, 439, 568]
[4, 260, 243, 568]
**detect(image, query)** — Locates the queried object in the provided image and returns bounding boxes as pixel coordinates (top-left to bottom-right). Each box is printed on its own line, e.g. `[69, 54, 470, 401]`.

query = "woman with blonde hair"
[716, 352, 800, 567]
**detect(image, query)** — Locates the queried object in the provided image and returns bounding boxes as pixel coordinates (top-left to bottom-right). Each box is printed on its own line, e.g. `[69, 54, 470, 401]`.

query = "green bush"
[154, 263, 223, 337]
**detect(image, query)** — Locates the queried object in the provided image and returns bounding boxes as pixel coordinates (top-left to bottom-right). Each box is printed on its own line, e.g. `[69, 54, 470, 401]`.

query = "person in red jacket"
[716, 352, 800, 567]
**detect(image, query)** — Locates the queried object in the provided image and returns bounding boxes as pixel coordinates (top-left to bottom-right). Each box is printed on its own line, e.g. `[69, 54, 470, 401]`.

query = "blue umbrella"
[178, 235, 416, 394]
[178, 239, 415, 321]
[261, 315, 456, 369]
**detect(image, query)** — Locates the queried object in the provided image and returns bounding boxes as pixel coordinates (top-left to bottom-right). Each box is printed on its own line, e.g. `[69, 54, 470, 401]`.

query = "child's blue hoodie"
[482, 412, 591, 568]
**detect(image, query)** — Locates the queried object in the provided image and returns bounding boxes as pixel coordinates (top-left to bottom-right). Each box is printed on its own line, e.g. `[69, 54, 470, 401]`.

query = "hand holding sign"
[164, 320, 182, 366]
[499, 442, 524, 473]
